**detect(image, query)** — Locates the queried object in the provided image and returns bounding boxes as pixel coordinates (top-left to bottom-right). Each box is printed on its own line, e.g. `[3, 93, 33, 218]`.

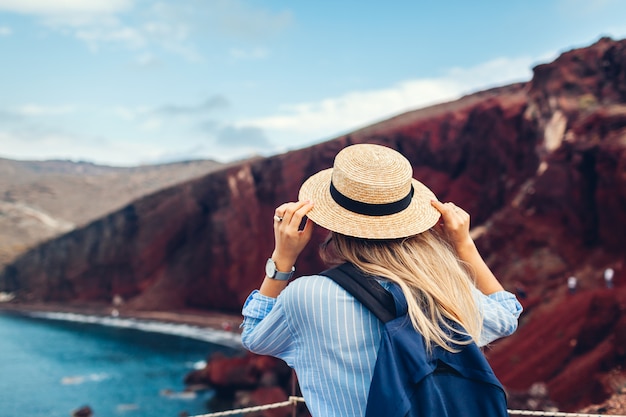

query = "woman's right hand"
[271, 200, 315, 272]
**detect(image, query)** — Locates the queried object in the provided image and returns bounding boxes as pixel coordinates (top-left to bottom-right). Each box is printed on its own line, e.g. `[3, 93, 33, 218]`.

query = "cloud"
[215, 125, 270, 147]
[210, 0, 293, 39]
[229, 47, 269, 60]
[113, 105, 150, 122]
[13, 104, 75, 116]
[0, 104, 75, 126]
[1, 0, 292, 63]
[153, 96, 229, 117]
[0, 109, 20, 124]
[140, 144, 208, 164]
[0, 26, 12, 36]
[0, 128, 163, 166]
[194, 117, 271, 148]
[0, 103, 172, 166]
[0, 0, 132, 15]
[235, 56, 534, 150]
[139, 118, 161, 131]
[112, 96, 229, 135]
[75, 25, 146, 51]
[134, 52, 160, 67]
[114, 96, 228, 120]
[556, 0, 621, 16]
[445, 57, 535, 90]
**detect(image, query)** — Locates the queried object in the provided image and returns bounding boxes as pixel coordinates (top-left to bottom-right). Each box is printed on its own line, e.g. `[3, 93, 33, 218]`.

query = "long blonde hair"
[320, 229, 482, 352]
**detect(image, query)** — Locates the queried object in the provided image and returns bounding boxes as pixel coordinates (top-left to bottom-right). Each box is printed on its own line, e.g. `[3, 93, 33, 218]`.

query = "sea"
[0, 311, 243, 417]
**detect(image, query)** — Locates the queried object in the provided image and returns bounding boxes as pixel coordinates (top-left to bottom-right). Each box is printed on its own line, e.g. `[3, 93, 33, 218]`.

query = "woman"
[241, 143, 522, 417]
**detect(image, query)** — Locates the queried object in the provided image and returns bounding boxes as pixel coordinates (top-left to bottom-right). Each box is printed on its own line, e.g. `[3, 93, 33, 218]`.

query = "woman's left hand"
[431, 200, 505, 294]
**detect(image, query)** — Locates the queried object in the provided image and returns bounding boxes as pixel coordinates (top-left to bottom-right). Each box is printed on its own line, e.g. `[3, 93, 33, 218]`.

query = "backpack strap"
[321, 263, 397, 323]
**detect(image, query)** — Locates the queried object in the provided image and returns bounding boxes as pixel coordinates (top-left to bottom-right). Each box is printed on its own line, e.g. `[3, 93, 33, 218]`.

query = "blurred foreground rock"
[185, 352, 310, 417]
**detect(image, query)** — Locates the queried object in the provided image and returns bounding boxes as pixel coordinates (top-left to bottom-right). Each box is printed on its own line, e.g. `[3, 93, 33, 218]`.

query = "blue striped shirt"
[241, 275, 522, 417]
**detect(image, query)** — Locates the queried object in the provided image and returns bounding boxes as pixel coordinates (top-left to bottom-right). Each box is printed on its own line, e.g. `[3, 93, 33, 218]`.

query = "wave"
[61, 373, 110, 385]
[26, 311, 242, 349]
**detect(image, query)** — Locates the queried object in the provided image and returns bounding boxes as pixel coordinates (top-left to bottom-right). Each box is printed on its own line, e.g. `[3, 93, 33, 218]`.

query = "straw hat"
[298, 143, 441, 239]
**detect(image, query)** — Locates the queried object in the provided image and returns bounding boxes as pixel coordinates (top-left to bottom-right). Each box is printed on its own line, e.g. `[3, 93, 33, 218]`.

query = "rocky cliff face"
[1, 37, 626, 411]
[482, 36, 626, 411]
[0, 82, 535, 311]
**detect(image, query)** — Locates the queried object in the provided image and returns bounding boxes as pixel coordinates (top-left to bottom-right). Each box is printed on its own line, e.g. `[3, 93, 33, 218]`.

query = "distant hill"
[0, 158, 224, 267]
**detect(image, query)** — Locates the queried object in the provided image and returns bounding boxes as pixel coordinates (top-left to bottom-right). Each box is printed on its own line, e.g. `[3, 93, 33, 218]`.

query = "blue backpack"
[322, 263, 509, 417]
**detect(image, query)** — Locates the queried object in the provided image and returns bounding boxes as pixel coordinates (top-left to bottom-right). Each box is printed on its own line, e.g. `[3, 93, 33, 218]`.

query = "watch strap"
[273, 266, 295, 281]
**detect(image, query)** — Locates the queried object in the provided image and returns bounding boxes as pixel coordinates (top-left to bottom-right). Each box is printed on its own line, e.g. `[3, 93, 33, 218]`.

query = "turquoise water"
[0, 312, 242, 417]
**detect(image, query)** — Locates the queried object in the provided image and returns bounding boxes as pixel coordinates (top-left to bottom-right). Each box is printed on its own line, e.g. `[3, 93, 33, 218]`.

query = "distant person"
[111, 294, 123, 317]
[241, 144, 523, 417]
[112, 294, 124, 306]
[604, 268, 614, 289]
[567, 276, 577, 294]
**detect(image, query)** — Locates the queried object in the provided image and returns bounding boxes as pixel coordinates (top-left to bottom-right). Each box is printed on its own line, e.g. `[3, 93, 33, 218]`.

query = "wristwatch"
[265, 258, 295, 281]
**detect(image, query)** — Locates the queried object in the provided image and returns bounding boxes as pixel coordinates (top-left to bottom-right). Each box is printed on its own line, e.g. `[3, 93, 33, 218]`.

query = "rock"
[188, 353, 307, 416]
[184, 352, 291, 398]
[487, 285, 626, 411]
[71, 405, 93, 417]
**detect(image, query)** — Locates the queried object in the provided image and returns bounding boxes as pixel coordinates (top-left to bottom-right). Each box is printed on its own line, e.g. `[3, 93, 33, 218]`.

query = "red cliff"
[0, 81, 536, 312]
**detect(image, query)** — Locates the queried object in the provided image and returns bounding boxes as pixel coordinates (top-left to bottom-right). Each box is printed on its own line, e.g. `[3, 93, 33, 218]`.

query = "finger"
[431, 199, 448, 214]
[293, 201, 314, 231]
[430, 199, 442, 209]
[275, 202, 297, 225]
[436, 200, 466, 216]
[284, 202, 313, 232]
[431, 200, 458, 217]
[280, 201, 309, 226]
[300, 214, 315, 240]
[274, 203, 289, 221]
[279, 203, 296, 226]
[448, 204, 468, 218]
[431, 201, 469, 233]
[444, 202, 458, 213]
[448, 206, 462, 217]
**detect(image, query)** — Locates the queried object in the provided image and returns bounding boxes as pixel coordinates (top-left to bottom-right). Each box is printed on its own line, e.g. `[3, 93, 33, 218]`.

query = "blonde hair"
[321, 230, 482, 352]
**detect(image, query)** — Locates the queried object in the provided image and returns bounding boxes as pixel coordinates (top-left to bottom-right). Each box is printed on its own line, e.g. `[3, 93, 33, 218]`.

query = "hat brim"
[298, 168, 441, 239]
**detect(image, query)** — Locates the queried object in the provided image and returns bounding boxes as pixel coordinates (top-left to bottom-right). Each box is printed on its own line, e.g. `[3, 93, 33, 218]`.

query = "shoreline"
[0, 301, 244, 348]
[0, 301, 243, 328]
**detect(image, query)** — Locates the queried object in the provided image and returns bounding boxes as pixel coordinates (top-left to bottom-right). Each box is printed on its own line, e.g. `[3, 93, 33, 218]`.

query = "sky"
[1, 0, 626, 166]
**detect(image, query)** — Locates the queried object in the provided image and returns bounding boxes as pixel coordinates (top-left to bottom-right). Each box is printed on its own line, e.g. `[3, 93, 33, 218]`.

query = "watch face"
[265, 258, 294, 280]
[265, 258, 276, 278]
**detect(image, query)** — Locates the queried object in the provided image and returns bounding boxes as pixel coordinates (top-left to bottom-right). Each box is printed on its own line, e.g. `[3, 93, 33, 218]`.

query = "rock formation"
[0, 80, 537, 311]
[1, 37, 626, 411]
